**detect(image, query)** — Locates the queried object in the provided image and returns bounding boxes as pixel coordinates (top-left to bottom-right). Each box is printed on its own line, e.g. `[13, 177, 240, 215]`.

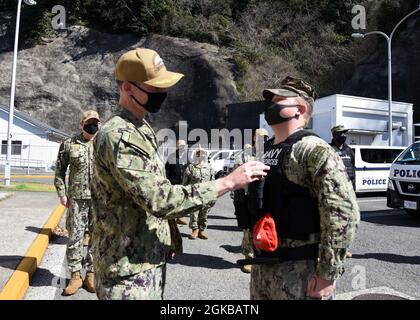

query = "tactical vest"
[244, 130, 321, 264]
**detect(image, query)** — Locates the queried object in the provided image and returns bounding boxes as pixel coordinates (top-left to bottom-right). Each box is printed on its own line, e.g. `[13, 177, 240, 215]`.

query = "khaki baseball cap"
[263, 76, 317, 107]
[115, 48, 184, 88]
[331, 125, 349, 134]
[81, 110, 100, 123]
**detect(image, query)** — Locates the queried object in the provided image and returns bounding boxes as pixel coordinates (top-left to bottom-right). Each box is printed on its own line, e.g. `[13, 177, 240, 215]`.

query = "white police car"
[207, 149, 240, 179]
[352, 145, 405, 193]
[387, 141, 420, 216]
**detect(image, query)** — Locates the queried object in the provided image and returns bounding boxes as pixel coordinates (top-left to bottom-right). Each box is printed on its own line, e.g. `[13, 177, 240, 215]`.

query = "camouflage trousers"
[241, 229, 254, 258]
[189, 206, 211, 231]
[95, 265, 167, 300]
[250, 260, 321, 300]
[66, 199, 94, 273]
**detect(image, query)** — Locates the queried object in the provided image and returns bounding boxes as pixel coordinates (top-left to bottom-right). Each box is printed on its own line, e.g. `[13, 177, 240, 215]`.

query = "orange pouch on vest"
[253, 213, 279, 252]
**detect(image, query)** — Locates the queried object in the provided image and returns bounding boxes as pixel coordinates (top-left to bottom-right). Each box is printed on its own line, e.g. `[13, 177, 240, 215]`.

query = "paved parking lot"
[23, 193, 420, 300]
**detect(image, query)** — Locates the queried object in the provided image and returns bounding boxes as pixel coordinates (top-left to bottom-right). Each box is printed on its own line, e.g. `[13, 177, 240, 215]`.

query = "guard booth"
[310, 95, 413, 147]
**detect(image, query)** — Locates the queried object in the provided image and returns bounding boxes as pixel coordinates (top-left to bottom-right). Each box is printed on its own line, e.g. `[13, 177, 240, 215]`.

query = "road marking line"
[357, 199, 386, 203]
[0, 204, 66, 300]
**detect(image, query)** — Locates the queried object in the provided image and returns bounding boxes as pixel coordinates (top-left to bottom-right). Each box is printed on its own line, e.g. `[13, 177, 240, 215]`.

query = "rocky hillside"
[0, 0, 418, 134]
[0, 24, 238, 134]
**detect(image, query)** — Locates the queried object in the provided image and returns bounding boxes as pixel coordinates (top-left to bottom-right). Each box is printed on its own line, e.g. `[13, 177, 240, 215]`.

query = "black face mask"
[334, 134, 347, 145]
[130, 82, 167, 113]
[83, 123, 99, 135]
[264, 103, 299, 126]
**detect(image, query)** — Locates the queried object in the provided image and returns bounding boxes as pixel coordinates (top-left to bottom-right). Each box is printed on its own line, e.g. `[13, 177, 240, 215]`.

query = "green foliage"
[19, 0, 56, 42]
[13, 182, 55, 192]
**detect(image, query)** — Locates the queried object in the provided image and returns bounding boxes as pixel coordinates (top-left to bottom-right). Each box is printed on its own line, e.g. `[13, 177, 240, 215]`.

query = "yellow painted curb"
[0, 175, 54, 179]
[0, 204, 66, 300]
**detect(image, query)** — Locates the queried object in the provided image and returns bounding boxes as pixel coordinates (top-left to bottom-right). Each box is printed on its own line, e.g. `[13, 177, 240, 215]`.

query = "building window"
[1, 140, 22, 155]
[1, 141, 6, 155]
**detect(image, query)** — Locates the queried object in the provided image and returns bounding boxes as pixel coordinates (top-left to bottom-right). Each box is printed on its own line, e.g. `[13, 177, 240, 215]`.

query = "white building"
[0, 104, 70, 172]
[260, 94, 414, 147]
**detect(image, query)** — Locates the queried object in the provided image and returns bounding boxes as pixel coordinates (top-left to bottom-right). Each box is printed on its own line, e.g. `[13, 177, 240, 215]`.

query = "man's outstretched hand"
[216, 161, 270, 197]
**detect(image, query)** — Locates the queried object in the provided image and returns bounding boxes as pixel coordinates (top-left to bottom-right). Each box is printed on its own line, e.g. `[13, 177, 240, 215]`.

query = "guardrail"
[0, 157, 44, 168]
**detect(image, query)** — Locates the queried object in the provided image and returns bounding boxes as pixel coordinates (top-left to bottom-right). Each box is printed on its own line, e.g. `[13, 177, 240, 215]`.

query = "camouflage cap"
[115, 48, 184, 88]
[331, 125, 349, 134]
[263, 76, 317, 107]
[81, 110, 100, 123]
[255, 128, 269, 137]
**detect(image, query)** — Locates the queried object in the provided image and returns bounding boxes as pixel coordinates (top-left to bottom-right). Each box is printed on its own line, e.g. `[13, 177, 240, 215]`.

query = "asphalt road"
[337, 195, 420, 299]
[24, 193, 420, 300]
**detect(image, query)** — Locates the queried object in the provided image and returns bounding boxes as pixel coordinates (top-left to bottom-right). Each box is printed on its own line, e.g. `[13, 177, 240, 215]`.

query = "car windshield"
[208, 151, 219, 159]
[396, 143, 420, 163]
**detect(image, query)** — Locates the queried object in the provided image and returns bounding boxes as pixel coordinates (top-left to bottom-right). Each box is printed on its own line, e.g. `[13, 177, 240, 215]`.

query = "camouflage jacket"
[54, 133, 94, 199]
[91, 109, 218, 279]
[265, 134, 360, 281]
[182, 163, 214, 185]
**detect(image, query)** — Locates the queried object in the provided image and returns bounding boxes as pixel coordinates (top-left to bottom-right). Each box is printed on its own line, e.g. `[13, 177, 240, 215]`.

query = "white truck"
[259, 94, 413, 193]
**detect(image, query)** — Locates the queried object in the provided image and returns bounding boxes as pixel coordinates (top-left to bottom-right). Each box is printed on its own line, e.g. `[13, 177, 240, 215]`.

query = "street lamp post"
[3, 0, 37, 186]
[352, 4, 420, 147]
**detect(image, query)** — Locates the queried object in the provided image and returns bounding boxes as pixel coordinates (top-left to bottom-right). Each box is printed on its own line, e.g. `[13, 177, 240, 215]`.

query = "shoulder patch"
[120, 130, 154, 157]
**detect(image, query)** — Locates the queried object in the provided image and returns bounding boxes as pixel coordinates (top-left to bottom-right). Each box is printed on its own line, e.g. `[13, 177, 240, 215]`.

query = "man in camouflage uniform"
[330, 125, 356, 190]
[233, 130, 269, 273]
[248, 76, 360, 300]
[182, 148, 215, 240]
[90, 48, 270, 300]
[54, 110, 100, 296]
